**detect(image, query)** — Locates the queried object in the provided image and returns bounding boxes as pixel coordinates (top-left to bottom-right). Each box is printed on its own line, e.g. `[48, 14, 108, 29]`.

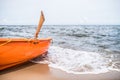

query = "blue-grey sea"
[0, 25, 120, 76]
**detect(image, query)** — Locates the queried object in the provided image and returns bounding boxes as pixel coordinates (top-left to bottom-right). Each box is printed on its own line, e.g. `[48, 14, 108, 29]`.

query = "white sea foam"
[31, 46, 120, 74]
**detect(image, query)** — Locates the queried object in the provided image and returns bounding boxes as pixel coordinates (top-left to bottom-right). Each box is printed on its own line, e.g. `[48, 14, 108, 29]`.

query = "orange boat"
[0, 11, 51, 70]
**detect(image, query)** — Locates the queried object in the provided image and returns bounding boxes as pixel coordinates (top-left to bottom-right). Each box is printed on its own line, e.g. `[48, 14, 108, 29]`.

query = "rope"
[0, 38, 33, 47]
[0, 39, 12, 47]
[23, 38, 33, 42]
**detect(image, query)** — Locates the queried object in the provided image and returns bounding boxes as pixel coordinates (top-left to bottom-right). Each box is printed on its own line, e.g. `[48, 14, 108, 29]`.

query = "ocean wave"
[31, 46, 120, 74]
[67, 33, 90, 37]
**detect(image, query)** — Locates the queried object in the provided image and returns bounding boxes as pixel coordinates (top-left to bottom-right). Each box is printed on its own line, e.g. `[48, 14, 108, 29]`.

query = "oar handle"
[34, 11, 45, 39]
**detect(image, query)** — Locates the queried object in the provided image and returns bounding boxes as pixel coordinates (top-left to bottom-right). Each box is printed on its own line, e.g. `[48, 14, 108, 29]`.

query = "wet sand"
[0, 62, 60, 80]
[0, 62, 120, 80]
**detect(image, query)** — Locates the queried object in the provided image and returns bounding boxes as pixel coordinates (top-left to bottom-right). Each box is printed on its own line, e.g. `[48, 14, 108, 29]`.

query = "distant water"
[0, 25, 120, 74]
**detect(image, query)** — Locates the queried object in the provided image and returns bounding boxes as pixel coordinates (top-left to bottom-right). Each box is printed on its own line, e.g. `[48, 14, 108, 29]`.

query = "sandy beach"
[0, 62, 60, 80]
[1, 61, 120, 80]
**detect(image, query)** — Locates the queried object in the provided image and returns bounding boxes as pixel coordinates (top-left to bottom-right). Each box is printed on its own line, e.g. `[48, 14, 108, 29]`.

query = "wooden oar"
[34, 11, 45, 39]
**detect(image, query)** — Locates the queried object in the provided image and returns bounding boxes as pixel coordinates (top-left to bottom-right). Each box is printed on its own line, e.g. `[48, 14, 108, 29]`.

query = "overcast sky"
[0, 0, 120, 25]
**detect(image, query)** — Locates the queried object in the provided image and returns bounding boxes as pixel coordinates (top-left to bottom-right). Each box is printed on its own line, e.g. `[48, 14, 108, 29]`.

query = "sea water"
[0, 25, 120, 75]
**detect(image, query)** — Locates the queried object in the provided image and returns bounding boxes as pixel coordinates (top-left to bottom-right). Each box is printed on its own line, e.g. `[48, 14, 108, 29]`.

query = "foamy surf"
[32, 46, 120, 80]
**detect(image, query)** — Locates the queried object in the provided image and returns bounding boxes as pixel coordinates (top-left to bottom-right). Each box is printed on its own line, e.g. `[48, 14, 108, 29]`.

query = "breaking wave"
[31, 46, 120, 74]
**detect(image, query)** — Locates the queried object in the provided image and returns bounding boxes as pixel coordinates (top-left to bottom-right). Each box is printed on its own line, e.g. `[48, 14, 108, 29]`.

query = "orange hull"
[0, 38, 51, 70]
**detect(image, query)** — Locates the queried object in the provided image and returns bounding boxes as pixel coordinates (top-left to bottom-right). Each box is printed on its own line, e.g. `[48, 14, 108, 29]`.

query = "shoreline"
[0, 62, 120, 80]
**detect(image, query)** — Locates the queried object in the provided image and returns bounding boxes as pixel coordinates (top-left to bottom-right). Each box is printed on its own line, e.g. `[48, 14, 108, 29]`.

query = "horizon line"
[0, 24, 120, 26]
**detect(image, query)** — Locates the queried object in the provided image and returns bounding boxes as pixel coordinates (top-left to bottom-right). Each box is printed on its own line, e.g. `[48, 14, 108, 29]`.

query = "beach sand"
[0, 62, 120, 80]
[0, 62, 60, 80]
